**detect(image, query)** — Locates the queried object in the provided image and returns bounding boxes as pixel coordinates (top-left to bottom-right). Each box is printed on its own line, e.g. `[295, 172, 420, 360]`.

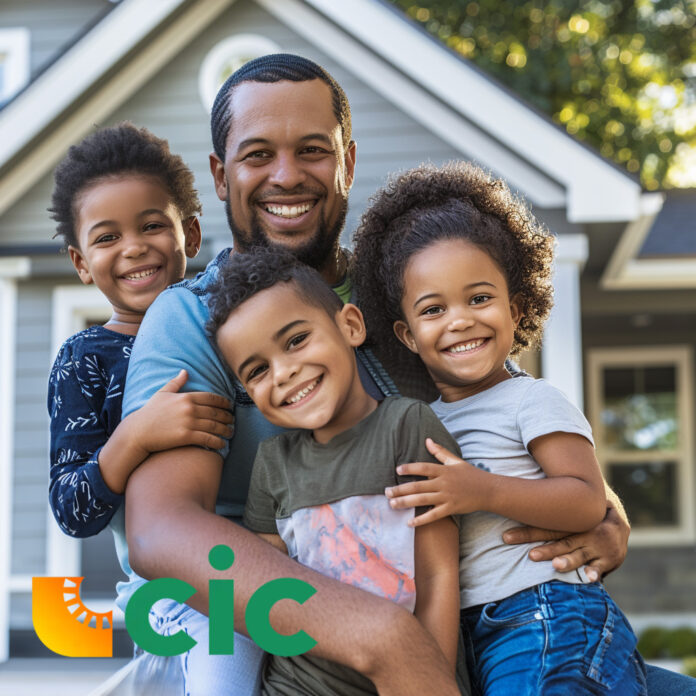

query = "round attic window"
[199, 34, 281, 112]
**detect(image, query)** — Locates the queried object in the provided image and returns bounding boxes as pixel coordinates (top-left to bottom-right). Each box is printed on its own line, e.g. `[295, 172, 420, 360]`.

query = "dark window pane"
[607, 461, 677, 527]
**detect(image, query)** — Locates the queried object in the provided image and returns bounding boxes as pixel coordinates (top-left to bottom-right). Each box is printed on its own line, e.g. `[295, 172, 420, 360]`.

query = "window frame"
[0, 28, 30, 104]
[587, 345, 695, 545]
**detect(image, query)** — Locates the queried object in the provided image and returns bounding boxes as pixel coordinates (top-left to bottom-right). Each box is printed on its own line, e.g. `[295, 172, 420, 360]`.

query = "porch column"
[541, 234, 588, 410]
[0, 257, 30, 662]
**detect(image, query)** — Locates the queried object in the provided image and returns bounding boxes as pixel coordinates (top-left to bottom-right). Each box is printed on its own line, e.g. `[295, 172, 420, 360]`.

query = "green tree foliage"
[389, 0, 696, 189]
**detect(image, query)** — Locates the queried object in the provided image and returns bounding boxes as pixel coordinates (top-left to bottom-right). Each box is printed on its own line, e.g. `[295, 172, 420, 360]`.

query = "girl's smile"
[394, 238, 522, 403]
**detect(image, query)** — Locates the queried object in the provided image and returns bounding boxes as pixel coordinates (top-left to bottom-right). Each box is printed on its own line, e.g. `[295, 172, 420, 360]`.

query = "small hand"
[502, 507, 628, 582]
[385, 438, 485, 527]
[133, 369, 234, 453]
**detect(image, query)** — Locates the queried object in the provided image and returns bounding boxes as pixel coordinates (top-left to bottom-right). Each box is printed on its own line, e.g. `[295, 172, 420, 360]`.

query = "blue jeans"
[461, 581, 647, 695]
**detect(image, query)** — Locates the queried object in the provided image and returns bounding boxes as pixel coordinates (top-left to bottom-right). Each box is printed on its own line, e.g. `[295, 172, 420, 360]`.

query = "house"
[0, 0, 693, 664]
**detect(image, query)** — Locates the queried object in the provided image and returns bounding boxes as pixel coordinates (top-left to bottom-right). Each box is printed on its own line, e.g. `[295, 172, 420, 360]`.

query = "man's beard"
[224, 196, 347, 272]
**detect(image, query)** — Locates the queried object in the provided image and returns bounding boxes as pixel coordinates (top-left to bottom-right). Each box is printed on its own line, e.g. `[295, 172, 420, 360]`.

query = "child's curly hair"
[351, 161, 554, 368]
[49, 122, 201, 249]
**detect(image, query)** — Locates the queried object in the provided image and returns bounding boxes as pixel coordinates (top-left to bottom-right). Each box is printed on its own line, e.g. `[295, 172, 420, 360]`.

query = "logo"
[33, 545, 317, 658]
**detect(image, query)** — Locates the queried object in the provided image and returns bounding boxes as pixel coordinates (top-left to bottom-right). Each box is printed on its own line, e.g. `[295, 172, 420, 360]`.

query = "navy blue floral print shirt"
[47, 325, 134, 537]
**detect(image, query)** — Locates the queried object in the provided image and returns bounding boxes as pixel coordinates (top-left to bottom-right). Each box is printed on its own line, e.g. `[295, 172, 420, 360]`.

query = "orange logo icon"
[32, 577, 112, 657]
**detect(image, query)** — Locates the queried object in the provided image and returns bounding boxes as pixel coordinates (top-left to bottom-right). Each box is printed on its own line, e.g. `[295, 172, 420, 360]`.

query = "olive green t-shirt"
[244, 396, 461, 696]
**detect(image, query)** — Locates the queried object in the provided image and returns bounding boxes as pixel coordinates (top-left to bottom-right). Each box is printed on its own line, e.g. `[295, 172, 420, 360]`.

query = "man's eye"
[471, 295, 491, 305]
[301, 146, 328, 154]
[288, 332, 309, 349]
[244, 150, 270, 160]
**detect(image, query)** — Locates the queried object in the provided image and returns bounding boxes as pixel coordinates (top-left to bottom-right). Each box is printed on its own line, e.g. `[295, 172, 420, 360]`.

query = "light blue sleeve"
[122, 285, 235, 459]
[517, 378, 594, 450]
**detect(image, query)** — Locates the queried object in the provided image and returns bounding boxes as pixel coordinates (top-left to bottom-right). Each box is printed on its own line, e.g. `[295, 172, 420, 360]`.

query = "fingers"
[187, 392, 232, 410]
[159, 369, 188, 393]
[192, 404, 235, 425]
[188, 430, 226, 451]
[408, 506, 450, 527]
[425, 438, 464, 466]
[385, 478, 436, 499]
[388, 492, 440, 510]
[193, 417, 234, 438]
[502, 525, 569, 545]
[549, 545, 594, 574]
[394, 462, 441, 478]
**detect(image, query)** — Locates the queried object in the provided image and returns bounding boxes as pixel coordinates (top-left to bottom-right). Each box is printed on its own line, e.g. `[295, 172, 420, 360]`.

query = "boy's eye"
[246, 364, 268, 381]
[287, 332, 309, 349]
[144, 222, 165, 232]
[421, 306, 444, 316]
[95, 233, 117, 244]
[471, 295, 491, 305]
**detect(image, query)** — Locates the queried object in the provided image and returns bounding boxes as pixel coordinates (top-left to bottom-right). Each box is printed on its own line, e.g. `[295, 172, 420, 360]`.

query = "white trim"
[0, 28, 30, 103]
[45, 286, 111, 579]
[0, 0, 235, 217]
[0, 258, 29, 662]
[301, 0, 642, 222]
[587, 346, 695, 546]
[259, 0, 565, 209]
[199, 34, 281, 112]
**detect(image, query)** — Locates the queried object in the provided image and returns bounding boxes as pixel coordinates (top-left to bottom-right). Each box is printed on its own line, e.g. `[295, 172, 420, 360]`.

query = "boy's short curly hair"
[49, 122, 201, 249]
[206, 247, 343, 345]
[351, 161, 555, 363]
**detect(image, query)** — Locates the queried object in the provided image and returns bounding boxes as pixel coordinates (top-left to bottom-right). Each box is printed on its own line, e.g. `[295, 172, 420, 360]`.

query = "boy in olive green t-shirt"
[206, 248, 465, 696]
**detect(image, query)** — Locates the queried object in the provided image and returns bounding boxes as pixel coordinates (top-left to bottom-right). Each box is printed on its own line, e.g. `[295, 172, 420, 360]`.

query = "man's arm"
[125, 447, 461, 696]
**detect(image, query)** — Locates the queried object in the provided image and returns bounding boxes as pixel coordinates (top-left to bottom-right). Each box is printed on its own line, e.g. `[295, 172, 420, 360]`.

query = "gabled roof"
[0, 0, 644, 224]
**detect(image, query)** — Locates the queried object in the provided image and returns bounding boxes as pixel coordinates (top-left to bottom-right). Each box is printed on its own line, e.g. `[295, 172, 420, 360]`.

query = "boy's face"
[217, 283, 371, 442]
[68, 176, 200, 330]
[394, 238, 522, 403]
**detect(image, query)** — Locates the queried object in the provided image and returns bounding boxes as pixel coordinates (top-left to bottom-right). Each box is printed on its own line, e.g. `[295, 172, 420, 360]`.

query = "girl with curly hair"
[351, 161, 646, 695]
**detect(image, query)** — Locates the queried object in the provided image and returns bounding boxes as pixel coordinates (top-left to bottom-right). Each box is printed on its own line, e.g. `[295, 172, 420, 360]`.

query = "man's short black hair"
[210, 53, 352, 161]
[207, 247, 343, 343]
[49, 122, 201, 249]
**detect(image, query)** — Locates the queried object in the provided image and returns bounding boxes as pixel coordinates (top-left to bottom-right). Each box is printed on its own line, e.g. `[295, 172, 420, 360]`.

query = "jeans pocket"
[477, 590, 552, 629]
[586, 596, 641, 690]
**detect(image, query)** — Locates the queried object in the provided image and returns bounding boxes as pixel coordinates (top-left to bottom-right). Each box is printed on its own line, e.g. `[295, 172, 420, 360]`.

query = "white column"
[0, 257, 30, 662]
[541, 234, 588, 410]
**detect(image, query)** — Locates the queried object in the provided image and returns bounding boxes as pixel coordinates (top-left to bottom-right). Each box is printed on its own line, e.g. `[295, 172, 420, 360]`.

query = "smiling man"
[118, 54, 648, 696]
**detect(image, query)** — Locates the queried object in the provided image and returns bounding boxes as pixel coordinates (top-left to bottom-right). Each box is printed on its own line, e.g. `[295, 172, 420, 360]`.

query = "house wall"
[0, 0, 113, 76]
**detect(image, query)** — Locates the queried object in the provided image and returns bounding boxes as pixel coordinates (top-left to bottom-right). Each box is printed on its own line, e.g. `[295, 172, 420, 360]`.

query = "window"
[198, 34, 281, 112]
[587, 346, 694, 544]
[0, 29, 30, 105]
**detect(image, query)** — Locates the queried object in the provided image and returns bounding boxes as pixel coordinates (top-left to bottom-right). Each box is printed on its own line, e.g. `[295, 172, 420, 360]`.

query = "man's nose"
[267, 152, 306, 189]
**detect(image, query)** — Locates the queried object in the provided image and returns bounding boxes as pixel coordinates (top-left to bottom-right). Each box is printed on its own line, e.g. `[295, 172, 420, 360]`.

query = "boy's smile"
[68, 176, 200, 333]
[217, 282, 376, 443]
[394, 238, 522, 403]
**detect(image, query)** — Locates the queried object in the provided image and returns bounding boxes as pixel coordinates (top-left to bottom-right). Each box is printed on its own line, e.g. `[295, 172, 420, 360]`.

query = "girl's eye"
[144, 222, 165, 232]
[471, 295, 491, 305]
[246, 364, 268, 381]
[288, 332, 309, 349]
[95, 233, 117, 244]
[421, 306, 443, 316]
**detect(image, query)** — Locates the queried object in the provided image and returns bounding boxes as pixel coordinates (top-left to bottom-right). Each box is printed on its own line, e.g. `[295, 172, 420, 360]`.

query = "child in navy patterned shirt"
[47, 123, 233, 539]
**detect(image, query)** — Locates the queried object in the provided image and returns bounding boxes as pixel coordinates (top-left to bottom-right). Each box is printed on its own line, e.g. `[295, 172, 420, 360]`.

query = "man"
[121, 54, 637, 694]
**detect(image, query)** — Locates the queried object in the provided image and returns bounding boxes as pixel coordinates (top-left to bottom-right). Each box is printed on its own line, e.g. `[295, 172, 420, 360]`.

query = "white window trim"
[45, 286, 112, 580]
[0, 28, 30, 102]
[587, 346, 695, 545]
[198, 33, 281, 112]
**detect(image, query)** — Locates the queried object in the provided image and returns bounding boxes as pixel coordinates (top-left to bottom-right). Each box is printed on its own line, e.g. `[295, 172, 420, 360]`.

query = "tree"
[389, 0, 696, 189]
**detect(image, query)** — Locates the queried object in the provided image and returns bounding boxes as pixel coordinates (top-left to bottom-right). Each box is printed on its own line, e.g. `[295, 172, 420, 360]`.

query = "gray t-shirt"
[430, 375, 595, 609]
[244, 396, 461, 696]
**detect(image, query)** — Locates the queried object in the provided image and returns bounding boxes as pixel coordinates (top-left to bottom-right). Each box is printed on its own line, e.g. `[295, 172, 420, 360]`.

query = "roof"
[639, 189, 696, 258]
[0, 0, 644, 224]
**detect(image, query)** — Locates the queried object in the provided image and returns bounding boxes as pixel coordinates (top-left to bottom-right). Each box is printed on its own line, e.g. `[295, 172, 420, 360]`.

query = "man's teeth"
[263, 202, 314, 219]
[286, 378, 320, 404]
[447, 339, 485, 353]
[124, 268, 157, 280]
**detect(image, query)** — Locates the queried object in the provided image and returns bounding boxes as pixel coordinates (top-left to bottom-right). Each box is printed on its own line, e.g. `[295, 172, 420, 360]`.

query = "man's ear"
[393, 319, 419, 354]
[337, 303, 366, 347]
[343, 140, 357, 190]
[184, 217, 202, 259]
[209, 152, 227, 202]
[510, 295, 523, 328]
[68, 246, 93, 285]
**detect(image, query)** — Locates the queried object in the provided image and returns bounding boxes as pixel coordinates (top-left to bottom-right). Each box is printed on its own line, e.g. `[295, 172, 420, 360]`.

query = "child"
[46, 123, 258, 695]
[351, 162, 647, 695]
[206, 247, 466, 696]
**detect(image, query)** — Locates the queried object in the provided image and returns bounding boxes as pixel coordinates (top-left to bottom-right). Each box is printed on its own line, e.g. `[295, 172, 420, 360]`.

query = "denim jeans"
[461, 581, 647, 695]
[148, 598, 265, 696]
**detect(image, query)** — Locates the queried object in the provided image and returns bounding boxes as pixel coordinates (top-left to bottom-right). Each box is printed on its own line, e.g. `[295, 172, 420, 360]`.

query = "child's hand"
[129, 369, 234, 455]
[385, 438, 489, 526]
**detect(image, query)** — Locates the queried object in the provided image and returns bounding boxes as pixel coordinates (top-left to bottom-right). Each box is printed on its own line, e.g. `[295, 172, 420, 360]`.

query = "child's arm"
[387, 434, 606, 532]
[413, 516, 460, 673]
[97, 369, 233, 495]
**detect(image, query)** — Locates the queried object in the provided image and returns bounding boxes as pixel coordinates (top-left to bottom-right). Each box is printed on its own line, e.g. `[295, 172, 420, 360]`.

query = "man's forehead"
[226, 79, 339, 144]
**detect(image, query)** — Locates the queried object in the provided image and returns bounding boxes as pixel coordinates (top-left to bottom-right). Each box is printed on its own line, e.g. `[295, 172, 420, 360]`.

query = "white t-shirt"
[431, 375, 595, 609]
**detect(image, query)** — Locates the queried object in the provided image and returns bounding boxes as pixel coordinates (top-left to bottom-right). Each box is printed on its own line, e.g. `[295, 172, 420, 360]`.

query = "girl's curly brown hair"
[351, 161, 554, 381]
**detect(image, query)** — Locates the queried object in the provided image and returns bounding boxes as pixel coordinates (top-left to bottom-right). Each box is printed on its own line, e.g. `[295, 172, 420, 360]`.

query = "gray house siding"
[0, 0, 113, 77]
